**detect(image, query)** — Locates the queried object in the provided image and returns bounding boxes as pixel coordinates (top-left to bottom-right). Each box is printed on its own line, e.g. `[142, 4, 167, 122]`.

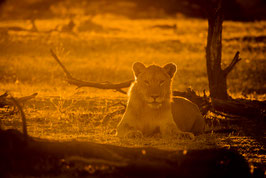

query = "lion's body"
[172, 97, 205, 134]
[116, 62, 204, 138]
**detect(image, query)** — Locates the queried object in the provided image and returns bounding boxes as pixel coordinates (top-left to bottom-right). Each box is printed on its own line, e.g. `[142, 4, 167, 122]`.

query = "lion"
[116, 62, 205, 139]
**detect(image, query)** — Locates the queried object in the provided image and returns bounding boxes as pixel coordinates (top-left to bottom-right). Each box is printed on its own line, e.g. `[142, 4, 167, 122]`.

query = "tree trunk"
[206, 1, 229, 100]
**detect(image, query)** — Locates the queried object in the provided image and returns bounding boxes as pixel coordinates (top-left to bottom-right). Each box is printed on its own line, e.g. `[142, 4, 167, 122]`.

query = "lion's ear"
[163, 63, 177, 78]
[133, 62, 146, 77]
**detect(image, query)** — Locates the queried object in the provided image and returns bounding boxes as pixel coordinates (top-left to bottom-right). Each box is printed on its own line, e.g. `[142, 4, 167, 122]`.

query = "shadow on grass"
[0, 129, 255, 178]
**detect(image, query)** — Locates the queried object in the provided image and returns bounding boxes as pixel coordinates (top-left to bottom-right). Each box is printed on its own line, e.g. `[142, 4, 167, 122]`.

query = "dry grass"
[0, 13, 265, 168]
[0, 16, 265, 94]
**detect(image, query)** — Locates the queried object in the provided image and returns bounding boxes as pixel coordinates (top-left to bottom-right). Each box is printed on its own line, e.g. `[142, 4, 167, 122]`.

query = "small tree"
[205, 0, 241, 100]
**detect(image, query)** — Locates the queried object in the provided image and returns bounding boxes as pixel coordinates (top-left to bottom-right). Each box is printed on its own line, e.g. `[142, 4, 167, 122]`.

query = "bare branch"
[1, 92, 38, 108]
[50, 49, 72, 78]
[9, 95, 28, 140]
[102, 108, 126, 125]
[68, 77, 133, 90]
[115, 88, 127, 94]
[16, 93, 38, 103]
[50, 49, 134, 91]
[223, 51, 242, 76]
[110, 101, 127, 108]
[211, 98, 264, 119]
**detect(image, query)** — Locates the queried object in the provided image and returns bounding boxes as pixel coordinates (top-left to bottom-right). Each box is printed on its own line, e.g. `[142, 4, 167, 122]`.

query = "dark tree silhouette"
[205, 0, 241, 99]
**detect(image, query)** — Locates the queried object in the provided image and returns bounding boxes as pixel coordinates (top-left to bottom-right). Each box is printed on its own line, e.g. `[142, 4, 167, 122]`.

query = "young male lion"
[116, 62, 205, 139]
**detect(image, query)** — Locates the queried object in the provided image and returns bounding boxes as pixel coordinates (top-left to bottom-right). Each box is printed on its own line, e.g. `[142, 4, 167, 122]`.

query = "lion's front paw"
[125, 130, 143, 139]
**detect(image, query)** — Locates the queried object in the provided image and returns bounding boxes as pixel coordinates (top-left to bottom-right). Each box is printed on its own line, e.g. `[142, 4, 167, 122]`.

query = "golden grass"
[0, 15, 265, 165]
[0, 16, 265, 94]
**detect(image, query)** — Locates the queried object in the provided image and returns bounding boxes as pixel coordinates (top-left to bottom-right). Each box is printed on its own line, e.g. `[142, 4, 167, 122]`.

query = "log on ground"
[0, 129, 251, 178]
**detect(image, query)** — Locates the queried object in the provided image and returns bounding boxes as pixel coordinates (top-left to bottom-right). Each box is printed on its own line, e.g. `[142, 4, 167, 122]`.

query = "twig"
[0, 92, 38, 108]
[210, 109, 241, 119]
[110, 101, 127, 108]
[115, 88, 127, 94]
[223, 51, 242, 76]
[102, 108, 126, 125]
[50, 49, 72, 78]
[16, 93, 38, 103]
[50, 49, 134, 91]
[9, 96, 28, 140]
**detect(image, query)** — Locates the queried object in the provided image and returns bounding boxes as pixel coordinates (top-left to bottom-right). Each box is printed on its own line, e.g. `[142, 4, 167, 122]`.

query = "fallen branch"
[0, 129, 252, 177]
[102, 108, 126, 125]
[50, 49, 133, 92]
[211, 98, 265, 119]
[102, 101, 126, 124]
[8, 96, 28, 141]
[173, 88, 265, 119]
[50, 49, 72, 78]
[16, 93, 38, 103]
[223, 51, 241, 76]
[0, 92, 37, 139]
[0, 92, 38, 108]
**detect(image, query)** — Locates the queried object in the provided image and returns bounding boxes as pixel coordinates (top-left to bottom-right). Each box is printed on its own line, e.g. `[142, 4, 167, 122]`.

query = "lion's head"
[132, 62, 177, 109]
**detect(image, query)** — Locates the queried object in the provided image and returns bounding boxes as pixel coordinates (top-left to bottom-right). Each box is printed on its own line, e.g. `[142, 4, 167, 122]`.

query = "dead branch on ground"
[16, 93, 38, 103]
[50, 49, 133, 93]
[8, 96, 28, 141]
[211, 98, 266, 119]
[102, 101, 126, 125]
[0, 92, 38, 108]
[173, 88, 266, 120]
[0, 129, 252, 177]
[0, 92, 36, 138]
[102, 108, 126, 125]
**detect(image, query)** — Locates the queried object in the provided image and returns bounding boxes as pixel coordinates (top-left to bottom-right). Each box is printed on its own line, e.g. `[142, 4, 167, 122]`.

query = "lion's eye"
[160, 80, 165, 86]
[144, 80, 150, 86]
